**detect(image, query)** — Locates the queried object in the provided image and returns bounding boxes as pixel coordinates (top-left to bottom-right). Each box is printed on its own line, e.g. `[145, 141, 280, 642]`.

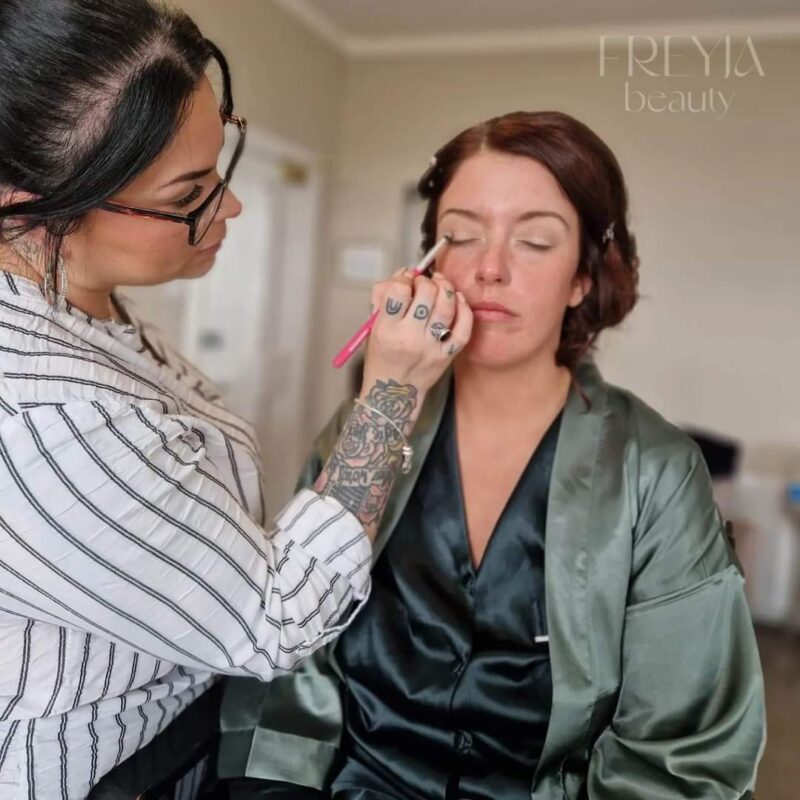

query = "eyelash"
[519, 241, 552, 252]
[447, 237, 552, 252]
[175, 184, 203, 209]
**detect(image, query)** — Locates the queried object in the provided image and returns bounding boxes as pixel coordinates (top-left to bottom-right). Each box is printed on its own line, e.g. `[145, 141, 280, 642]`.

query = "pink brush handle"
[331, 236, 450, 369]
[332, 308, 380, 368]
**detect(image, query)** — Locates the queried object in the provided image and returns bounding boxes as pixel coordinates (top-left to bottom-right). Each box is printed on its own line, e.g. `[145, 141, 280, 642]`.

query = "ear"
[0, 189, 48, 249]
[568, 273, 592, 308]
[0, 187, 39, 209]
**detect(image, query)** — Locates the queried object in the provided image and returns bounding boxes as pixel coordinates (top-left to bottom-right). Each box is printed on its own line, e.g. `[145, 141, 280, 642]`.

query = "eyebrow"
[439, 207, 570, 230]
[159, 166, 215, 190]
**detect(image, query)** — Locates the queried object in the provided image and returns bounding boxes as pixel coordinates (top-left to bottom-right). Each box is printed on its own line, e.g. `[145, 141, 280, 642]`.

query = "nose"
[475, 241, 509, 285]
[221, 187, 243, 220]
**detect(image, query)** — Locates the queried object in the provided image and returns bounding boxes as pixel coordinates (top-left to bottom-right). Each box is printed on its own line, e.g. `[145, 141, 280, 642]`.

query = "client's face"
[435, 150, 588, 369]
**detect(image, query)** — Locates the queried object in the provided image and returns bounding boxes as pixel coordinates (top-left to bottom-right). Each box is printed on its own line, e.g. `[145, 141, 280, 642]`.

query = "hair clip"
[429, 155, 438, 167]
[602, 220, 616, 244]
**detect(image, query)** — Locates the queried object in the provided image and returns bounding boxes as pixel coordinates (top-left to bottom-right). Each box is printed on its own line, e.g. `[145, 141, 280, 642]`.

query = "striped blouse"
[0, 271, 371, 800]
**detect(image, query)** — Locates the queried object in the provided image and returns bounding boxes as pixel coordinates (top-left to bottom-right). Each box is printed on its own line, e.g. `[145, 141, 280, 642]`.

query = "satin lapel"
[535, 359, 609, 777]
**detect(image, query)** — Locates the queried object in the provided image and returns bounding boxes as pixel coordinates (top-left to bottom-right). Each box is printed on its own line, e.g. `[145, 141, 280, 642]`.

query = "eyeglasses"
[98, 113, 247, 246]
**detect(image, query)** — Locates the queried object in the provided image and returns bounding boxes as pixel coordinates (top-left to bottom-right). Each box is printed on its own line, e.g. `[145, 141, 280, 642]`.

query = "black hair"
[0, 0, 233, 296]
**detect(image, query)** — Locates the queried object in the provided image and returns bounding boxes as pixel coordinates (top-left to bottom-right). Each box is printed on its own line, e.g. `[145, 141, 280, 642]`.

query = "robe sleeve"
[586, 445, 766, 799]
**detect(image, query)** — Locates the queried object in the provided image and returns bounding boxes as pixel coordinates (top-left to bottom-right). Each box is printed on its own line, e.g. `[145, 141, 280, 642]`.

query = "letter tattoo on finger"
[386, 297, 403, 315]
[412, 304, 430, 321]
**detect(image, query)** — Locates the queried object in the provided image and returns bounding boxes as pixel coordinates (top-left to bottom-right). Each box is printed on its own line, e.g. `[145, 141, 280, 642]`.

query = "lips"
[470, 300, 516, 319]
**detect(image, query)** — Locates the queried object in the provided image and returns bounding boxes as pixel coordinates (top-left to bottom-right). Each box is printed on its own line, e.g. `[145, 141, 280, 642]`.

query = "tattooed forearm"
[314, 379, 419, 539]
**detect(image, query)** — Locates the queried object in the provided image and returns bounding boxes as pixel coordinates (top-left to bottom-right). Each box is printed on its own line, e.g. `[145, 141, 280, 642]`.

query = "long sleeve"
[0, 399, 372, 681]
[218, 404, 353, 788]
[586, 446, 766, 799]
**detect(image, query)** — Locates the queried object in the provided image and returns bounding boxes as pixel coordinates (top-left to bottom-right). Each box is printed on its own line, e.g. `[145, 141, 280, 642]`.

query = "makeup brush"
[332, 234, 452, 369]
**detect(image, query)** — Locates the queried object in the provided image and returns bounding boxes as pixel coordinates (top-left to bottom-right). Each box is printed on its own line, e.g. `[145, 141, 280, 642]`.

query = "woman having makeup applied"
[0, 1, 470, 797]
[218, 111, 766, 800]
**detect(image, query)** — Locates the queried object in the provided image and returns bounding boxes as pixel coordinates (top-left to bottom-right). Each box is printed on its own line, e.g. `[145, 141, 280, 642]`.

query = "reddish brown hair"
[418, 110, 640, 371]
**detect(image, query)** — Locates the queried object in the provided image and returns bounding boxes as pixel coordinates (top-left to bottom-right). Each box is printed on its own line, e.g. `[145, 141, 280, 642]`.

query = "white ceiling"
[295, 0, 800, 38]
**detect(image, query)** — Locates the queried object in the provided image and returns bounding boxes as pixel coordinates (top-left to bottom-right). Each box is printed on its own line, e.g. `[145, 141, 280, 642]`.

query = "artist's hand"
[359, 269, 473, 428]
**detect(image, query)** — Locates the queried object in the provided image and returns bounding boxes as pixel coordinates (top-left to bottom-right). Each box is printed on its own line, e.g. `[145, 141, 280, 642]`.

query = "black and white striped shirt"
[0, 271, 371, 799]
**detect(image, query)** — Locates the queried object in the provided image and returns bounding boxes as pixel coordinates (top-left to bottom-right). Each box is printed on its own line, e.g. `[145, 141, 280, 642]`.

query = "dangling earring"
[43, 259, 54, 302]
[10, 236, 68, 309]
[55, 253, 68, 309]
[41, 254, 68, 309]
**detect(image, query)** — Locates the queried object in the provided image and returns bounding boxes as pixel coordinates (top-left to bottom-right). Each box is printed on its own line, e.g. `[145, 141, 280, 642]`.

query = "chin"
[462, 341, 526, 370]
[462, 329, 552, 370]
[180, 257, 217, 279]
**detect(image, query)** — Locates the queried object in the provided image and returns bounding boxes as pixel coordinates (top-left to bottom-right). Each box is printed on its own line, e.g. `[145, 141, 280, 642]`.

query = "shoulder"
[600, 377, 704, 483]
[0, 299, 178, 415]
[598, 377, 735, 590]
[599, 377, 718, 537]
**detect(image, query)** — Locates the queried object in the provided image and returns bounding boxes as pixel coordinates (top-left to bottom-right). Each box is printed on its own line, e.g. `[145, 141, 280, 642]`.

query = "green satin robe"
[218, 360, 766, 799]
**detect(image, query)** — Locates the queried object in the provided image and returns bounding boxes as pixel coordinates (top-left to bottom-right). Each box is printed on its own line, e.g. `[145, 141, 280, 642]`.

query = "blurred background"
[125, 2, 799, 795]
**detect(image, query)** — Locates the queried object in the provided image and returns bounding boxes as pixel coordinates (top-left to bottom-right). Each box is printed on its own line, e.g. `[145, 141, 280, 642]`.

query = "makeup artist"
[217, 111, 766, 800]
[0, 2, 472, 798]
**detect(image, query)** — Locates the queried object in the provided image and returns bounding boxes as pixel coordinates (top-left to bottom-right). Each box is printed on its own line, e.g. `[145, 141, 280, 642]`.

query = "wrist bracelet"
[354, 398, 413, 474]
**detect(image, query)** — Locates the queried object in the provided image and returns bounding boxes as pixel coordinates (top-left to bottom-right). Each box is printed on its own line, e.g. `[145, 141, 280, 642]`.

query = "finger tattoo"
[386, 297, 403, 315]
[447, 343, 460, 356]
[413, 304, 430, 321]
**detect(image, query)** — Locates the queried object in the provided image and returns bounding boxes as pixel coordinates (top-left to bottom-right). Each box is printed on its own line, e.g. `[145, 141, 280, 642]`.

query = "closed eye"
[519, 241, 553, 252]
[447, 237, 480, 246]
[174, 184, 203, 209]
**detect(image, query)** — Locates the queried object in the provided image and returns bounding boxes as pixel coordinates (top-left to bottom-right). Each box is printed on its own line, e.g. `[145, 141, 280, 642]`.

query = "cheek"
[120, 225, 190, 281]
[435, 252, 473, 290]
[82, 213, 193, 284]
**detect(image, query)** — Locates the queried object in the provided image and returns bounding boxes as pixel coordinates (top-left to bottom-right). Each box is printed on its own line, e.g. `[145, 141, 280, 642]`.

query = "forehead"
[441, 150, 575, 219]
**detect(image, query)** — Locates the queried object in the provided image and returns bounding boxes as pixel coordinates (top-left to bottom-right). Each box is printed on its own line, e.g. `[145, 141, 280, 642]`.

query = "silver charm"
[401, 444, 414, 474]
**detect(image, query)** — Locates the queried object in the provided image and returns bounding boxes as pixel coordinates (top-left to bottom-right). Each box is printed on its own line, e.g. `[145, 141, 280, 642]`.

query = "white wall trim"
[269, 3, 800, 59]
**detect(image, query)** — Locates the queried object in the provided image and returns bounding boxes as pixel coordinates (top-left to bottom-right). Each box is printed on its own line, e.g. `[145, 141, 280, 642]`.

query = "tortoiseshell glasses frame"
[98, 113, 247, 246]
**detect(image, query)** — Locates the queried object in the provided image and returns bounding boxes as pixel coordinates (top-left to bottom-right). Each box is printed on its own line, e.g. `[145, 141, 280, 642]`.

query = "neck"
[454, 353, 573, 429]
[0, 241, 118, 321]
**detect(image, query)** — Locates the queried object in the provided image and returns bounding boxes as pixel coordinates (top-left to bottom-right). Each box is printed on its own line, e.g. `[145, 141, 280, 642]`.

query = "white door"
[180, 130, 320, 517]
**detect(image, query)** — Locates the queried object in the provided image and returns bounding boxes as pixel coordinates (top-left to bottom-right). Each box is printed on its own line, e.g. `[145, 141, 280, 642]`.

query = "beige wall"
[162, 2, 799, 461]
[178, 0, 345, 156]
[311, 39, 800, 459]
[170, 0, 347, 453]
